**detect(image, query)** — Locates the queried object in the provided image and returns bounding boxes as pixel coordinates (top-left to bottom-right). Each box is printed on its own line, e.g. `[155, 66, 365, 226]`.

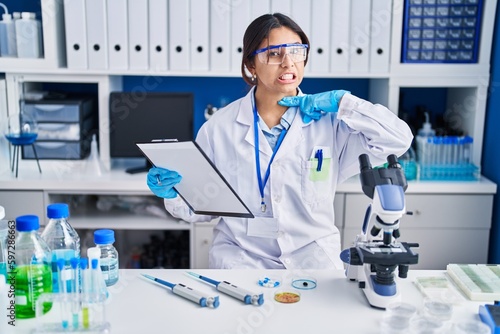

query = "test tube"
[57, 258, 70, 329]
[70, 257, 80, 329]
[80, 258, 90, 330]
[463, 136, 473, 164]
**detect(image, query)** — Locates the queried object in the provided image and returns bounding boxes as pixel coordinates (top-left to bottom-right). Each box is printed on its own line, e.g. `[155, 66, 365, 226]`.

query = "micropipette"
[187, 272, 264, 306]
[141, 274, 219, 308]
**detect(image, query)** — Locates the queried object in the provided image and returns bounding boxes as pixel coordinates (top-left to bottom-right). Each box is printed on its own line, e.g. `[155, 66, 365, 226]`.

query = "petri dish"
[385, 302, 417, 319]
[454, 319, 491, 334]
[409, 315, 444, 334]
[291, 276, 317, 290]
[258, 276, 281, 288]
[380, 314, 410, 334]
[274, 290, 301, 304]
[423, 298, 453, 322]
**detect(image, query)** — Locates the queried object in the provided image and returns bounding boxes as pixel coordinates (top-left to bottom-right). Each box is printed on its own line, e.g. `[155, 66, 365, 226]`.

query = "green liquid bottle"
[14, 215, 53, 319]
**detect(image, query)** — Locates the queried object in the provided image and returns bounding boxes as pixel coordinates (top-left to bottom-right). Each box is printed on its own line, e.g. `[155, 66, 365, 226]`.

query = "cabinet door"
[343, 194, 493, 269]
[191, 220, 217, 269]
[0, 190, 45, 222]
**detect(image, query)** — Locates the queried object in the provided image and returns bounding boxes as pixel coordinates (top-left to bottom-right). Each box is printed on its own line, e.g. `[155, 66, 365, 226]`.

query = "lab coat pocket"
[301, 159, 332, 205]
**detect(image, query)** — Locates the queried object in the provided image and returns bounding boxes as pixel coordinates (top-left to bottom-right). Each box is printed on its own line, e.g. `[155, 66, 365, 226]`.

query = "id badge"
[247, 217, 279, 238]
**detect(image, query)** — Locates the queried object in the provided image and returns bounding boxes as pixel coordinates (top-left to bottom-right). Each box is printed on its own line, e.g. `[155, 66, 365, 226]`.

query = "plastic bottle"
[94, 229, 119, 286]
[15, 12, 42, 58]
[398, 145, 417, 181]
[84, 134, 103, 176]
[41, 203, 80, 293]
[416, 112, 436, 165]
[14, 215, 52, 319]
[0, 11, 17, 57]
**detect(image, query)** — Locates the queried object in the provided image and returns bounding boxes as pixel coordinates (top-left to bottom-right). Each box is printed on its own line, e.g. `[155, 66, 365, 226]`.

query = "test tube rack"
[34, 292, 110, 333]
[416, 135, 480, 181]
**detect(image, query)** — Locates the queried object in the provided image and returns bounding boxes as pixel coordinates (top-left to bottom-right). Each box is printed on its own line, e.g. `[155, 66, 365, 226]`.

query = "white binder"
[230, 0, 251, 74]
[271, 0, 291, 16]
[251, 0, 270, 17]
[149, 0, 168, 72]
[169, 0, 190, 71]
[369, 0, 392, 73]
[190, 0, 209, 72]
[349, 0, 371, 72]
[291, 0, 311, 74]
[64, 0, 88, 69]
[310, 0, 330, 73]
[128, 0, 149, 70]
[210, 0, 231, 72]
[85, 0, 108, 69]
[330, 0, 350, 73]
[106, 0, 128, 70]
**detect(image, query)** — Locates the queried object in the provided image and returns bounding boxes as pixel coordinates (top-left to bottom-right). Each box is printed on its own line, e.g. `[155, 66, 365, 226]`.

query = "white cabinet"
[0, 190, 45, 221]
[343, 192, 493, 270]
[191, 220, 218, 269]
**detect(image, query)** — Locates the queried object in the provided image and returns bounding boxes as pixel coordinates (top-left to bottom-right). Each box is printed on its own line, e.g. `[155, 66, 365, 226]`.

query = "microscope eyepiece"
[359, 154, 372, 172]
[386, 154, 401, 169]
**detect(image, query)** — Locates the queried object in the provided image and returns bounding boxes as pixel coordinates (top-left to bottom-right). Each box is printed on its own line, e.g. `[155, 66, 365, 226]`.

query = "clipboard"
[136, 140, 254, 218]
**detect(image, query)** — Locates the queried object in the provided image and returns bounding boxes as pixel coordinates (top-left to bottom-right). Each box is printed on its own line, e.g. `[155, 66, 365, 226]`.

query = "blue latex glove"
[147, 167, 182, 199]
[278, 90, 349, 123]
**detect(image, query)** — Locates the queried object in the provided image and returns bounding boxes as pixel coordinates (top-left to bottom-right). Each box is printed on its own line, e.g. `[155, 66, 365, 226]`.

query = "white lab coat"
[164, 87, 413, 269]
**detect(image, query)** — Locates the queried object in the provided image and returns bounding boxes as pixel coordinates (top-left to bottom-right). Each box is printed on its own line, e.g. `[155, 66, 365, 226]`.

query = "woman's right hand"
[147, 167, 182, 199]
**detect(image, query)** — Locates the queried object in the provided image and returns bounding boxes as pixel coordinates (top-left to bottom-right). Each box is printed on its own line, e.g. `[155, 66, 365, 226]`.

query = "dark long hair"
[241, 13, 310, 86]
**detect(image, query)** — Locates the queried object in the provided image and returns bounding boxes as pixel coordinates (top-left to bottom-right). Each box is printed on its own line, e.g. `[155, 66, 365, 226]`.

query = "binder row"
[63, 0, 393, 73]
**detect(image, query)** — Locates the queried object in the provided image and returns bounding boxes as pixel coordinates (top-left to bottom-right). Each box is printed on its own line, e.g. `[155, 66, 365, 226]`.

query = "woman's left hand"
[278, 90, 349, 123]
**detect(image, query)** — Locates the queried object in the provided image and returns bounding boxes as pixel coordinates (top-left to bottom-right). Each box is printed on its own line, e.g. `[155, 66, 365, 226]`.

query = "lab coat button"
[274, 195, 281, 203]
[277, 231, 284, 238]
[284, 258, 291, 264]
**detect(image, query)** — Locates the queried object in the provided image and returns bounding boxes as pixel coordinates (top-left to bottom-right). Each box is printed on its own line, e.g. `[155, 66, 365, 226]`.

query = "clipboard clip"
[151, 138, 179, 143]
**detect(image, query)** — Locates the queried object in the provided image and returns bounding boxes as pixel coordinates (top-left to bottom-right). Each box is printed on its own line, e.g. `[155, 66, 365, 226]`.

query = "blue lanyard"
[253, 103, 288, 212]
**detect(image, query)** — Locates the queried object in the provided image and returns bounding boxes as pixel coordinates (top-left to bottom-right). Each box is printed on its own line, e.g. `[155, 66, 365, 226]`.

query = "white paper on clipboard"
[136, 140, 254, 218]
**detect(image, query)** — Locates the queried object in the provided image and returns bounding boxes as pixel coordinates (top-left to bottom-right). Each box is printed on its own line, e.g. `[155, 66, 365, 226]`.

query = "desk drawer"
[344, 194, 493, 229]
[24, 99, 94, 123]
[37, 118, 94, 141]
[22, 140, 90, 160]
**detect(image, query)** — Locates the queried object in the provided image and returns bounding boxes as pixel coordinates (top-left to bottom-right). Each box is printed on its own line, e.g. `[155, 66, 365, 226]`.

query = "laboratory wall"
[483, 1, 500, 264]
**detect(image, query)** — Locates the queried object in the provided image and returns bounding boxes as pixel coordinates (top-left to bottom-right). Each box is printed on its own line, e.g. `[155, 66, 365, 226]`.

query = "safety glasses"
[253, 43, 309, 65]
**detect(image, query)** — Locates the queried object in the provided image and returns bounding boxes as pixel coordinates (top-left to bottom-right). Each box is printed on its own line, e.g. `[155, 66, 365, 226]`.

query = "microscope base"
[351, 263, 402, 309]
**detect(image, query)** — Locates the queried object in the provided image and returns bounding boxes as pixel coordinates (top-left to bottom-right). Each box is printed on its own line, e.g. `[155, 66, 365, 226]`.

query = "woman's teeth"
[280, 74, 294, 80]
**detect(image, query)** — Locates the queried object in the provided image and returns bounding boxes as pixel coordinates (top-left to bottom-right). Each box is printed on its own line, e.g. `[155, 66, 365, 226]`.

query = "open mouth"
[279, 73, 296, 81]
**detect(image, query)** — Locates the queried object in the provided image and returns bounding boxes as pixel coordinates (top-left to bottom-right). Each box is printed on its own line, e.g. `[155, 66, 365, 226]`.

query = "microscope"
[342, 154, 419, 309]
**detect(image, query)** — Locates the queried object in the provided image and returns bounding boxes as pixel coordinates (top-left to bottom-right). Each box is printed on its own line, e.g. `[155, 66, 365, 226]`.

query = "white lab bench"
[12, 269, 490, 334]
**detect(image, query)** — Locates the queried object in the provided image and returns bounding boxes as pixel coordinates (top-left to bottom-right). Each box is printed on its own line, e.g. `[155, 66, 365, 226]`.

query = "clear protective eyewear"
[253, 43, 309, 65]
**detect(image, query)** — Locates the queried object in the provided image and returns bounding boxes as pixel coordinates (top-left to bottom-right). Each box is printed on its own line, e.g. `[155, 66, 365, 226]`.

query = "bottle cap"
[47, 203, 69, 219]
[2, 13, 11, 21]
[16, 215, 40, 231]
[94, 229, 115, 244]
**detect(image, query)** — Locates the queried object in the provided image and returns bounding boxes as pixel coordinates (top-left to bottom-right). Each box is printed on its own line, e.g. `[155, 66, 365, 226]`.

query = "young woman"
[147, 13, 413, 269]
